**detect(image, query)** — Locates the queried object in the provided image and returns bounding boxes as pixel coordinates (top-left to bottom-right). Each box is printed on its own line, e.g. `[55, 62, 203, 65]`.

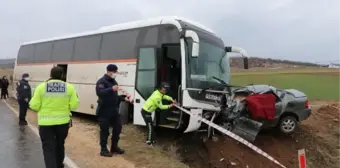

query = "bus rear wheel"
[119, 101, 130, 125]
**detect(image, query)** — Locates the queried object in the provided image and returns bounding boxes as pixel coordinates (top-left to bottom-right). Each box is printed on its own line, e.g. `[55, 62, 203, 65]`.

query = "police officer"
[141, 82, 176, 146]
[96, 64, 129, 157]
[16, 73, 31, 125]
[29, 66, 79, 168]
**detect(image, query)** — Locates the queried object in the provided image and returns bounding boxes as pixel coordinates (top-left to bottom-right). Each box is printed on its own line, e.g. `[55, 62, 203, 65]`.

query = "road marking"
[2, 100, 80, 168]
[175, 105, 286, 168]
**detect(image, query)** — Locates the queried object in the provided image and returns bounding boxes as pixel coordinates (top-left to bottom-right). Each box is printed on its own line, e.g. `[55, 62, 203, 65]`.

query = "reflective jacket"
[29, 79, 79, 126]
[142, 90, 173, 113]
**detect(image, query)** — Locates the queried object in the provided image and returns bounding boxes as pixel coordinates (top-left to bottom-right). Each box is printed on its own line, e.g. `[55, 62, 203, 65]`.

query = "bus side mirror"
[185, 30, 200, 57]
[225, 46, 249, 69]
[243, 57, 249, 69]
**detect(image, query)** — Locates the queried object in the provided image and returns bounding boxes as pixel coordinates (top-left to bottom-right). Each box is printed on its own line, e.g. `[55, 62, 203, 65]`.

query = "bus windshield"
[187, 37, 231, 88]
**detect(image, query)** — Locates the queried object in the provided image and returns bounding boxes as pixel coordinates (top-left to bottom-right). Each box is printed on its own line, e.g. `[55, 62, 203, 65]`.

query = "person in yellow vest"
[141, 82, 176, 146]
[29, 66, 79, 168]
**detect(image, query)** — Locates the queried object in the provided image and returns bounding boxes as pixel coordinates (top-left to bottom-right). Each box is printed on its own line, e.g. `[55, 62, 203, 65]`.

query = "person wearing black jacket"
[0, 75, 9, 99]
[95, 64, 129, 157]
[16, 73, 31, 125]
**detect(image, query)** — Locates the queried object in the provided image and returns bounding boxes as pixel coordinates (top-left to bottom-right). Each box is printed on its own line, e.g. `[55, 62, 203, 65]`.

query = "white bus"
[13, 16, 248, 133]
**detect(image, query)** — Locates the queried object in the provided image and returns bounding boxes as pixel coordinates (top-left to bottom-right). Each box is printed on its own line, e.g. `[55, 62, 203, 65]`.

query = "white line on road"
[2, 100, 80, 168]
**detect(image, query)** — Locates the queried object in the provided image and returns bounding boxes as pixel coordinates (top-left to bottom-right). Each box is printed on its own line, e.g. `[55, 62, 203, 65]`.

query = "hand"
[112, 85, 119, 91]
[172, 99, 177, 104]
[124, 97, 129, 102]
[24, 98, 28, 102]
[169, 103, 175, 108]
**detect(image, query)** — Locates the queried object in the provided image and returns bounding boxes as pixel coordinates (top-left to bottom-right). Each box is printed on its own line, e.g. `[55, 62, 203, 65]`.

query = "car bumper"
[299, 108, 312, 121]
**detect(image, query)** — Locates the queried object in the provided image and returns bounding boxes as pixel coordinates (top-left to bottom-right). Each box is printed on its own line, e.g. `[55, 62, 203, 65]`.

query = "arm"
[29, 84, 42, 112]
[156, 98, 171, 110]
[95, 80, 112, 97]
[68, 84, 80, 111]
[163, 95, 173, 102]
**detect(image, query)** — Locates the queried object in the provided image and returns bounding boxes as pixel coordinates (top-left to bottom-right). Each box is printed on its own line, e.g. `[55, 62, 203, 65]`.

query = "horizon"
[0, 1, 339, 62]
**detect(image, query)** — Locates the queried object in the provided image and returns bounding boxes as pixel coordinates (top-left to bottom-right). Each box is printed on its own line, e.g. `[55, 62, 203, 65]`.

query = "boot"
[19, 120, 28, 125]
[100, 148, 113, 157]
[110, 146, 125, 155]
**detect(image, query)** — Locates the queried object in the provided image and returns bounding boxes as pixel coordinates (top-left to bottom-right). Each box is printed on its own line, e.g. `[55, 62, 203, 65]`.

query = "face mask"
[111, 73, 117, 79]
[24, 77, 29, 81]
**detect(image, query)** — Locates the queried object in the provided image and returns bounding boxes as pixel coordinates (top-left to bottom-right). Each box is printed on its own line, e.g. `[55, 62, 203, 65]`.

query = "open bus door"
[133, 45, 182, 129]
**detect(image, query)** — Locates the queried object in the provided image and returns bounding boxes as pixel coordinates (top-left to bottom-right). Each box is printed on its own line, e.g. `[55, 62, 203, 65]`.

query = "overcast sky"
[0, 0, 339, 63]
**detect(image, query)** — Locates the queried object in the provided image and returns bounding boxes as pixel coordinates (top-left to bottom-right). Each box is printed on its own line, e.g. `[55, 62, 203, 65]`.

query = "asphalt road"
[0, 100, 45, 168]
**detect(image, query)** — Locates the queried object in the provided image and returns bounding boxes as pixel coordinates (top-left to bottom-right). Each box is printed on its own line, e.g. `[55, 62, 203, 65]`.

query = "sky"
[0, 0, 339, 63]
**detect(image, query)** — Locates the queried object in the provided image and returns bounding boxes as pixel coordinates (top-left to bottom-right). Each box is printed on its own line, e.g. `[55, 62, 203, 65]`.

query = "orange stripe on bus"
[16, 59, 137, 66]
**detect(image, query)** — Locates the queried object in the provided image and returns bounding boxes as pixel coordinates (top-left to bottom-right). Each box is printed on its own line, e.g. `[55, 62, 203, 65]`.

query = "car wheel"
[279, 116, 297, 134]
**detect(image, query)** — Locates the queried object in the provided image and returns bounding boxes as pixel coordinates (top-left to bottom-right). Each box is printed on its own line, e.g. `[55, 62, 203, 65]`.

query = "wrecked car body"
[212, 84, 312, 142]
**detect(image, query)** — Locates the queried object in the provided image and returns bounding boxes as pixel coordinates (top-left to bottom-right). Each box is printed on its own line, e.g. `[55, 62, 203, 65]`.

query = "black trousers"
[18, 99, 28, 121]
[98, 113, 122, 151]
[0, 88, 8, 99]
[141, 109, 154, 143]
[39, 123, 69, 168]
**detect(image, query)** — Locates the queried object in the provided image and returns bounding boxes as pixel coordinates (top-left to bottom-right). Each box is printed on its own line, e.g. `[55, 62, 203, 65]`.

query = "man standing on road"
[16, 73, 31, 125]
[1, 75, 9, 99]
[29, 66, 79, 168]
[96, 64, 129, 157]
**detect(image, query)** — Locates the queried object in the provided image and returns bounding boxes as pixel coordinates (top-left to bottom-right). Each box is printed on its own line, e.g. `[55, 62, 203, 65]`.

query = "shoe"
[19, 120, 28, 125]
[111, 147, 125, 155]
[100, 150, 113, 157]
[146, 142, 154, 148]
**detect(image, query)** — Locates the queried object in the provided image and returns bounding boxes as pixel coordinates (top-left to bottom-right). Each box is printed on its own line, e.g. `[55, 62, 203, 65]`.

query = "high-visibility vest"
[142, 90, 173, 113]
[29, 79, 79, 126]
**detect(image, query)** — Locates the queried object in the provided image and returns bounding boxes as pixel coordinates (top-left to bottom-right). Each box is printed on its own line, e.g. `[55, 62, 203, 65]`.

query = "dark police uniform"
[16, 73, 31, 125]
[96, 64, 125, 156]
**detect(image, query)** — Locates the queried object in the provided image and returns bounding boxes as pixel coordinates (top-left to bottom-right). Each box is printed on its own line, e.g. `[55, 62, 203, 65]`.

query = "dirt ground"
[197, 101, 340, 168]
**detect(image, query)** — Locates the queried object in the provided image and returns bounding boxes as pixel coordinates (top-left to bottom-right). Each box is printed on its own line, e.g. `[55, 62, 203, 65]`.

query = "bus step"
[159, 123, 178, 129]
[172, 110, 181, 114]
[166, 117, 179, 122]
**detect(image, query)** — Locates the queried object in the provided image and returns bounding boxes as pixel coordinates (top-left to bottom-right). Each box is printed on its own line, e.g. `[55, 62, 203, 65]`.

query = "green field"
[231, 68, 340, 100]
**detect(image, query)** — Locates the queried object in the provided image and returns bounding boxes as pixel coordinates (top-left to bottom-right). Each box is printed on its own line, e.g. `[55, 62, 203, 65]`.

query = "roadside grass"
[0, 68, 13, 77]
[231, 69, 339, 100]
[232, 68, 339, 75]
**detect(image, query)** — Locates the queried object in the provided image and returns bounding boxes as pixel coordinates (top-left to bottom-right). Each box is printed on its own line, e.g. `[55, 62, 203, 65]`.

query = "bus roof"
[23, 16, 216, 45]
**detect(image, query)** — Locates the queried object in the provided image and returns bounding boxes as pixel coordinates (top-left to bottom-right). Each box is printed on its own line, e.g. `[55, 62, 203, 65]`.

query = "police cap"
[22, 73, 29, 78]
[106, 64, 118, 72]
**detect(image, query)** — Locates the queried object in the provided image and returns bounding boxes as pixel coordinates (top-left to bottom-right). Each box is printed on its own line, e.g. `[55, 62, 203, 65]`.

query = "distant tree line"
[230, 57, 321, 68]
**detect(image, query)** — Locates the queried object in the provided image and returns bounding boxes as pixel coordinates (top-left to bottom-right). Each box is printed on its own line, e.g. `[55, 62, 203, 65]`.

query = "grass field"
[231, 68, 340, 100]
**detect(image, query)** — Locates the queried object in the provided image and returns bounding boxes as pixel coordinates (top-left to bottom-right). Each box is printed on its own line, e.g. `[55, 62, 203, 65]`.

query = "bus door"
[133, 47, 159, 126]
[157, 44, 182, 129]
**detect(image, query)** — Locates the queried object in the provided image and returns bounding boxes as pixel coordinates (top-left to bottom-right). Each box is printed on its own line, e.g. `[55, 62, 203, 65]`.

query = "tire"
[278, 116, 297, 134]
[119, 101, 130, 125]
